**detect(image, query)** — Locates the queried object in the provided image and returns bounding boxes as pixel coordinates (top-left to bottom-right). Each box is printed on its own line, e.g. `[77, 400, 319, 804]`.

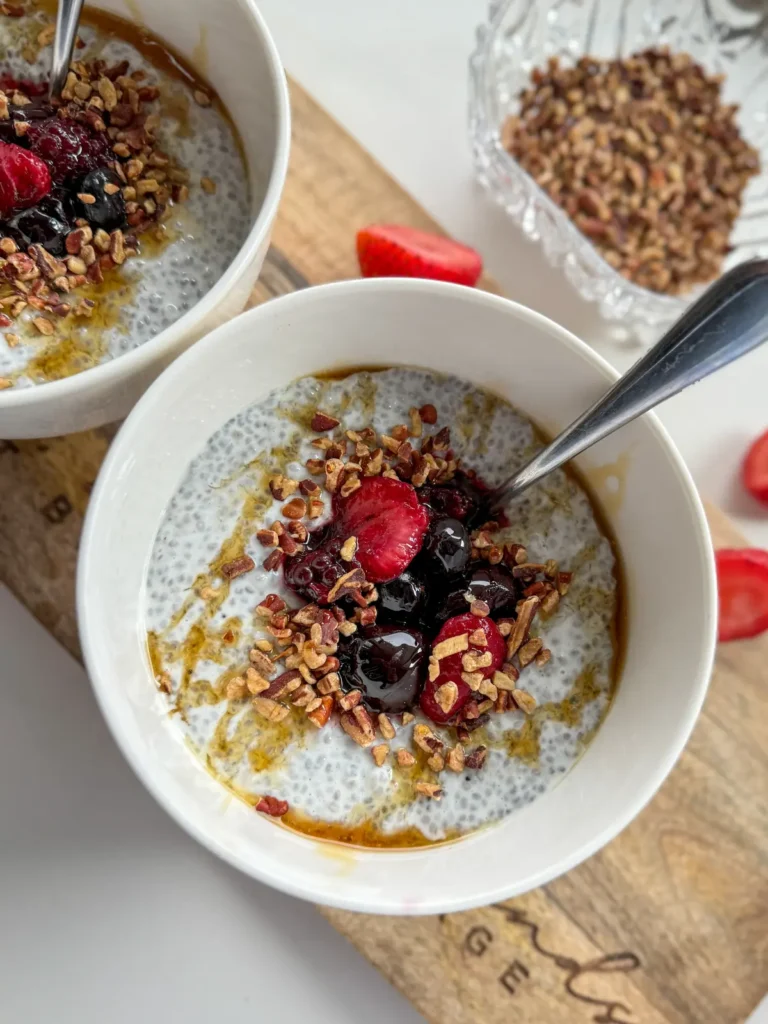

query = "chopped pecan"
[518, 637, 544, 668]
[371, 743, 389, 767]
[307, 694, 334, 727]
[506, 596, 540, 658]
[221, 554, 255, 579]
[327, 566, 366, 603]
[262, 669, 301, 700]
[252, 696, 290, 722]
[336, 689, 362, 712]
[396, 748, 416, 767]
[256, 528, 279, 547]
[413, 723, 443, 754]
[282, 497, 306, 519]
[377, 713, 396, 740]
[316, 672, 341, 695]
[557, 571, 573, 596]
[249, 648, 274, 676]
[225, 676, 247, 700]
[435, 681, 460, 715]
[339, 705, 375, 746]
[446, 744, 465, 772]
[324, 458, 345, 493]
[464, 746, 488, 770]
[432, 632, 469, 661]
[536, 648, 552, 668]
[414, 782, 442, 799]
[470, 599, 491, 618]
[311, 411, 340, 431]
[269, 474, 298, 501]
[419, 403, 438, 424]
[263, 549, 284, 572]
[512, 688, 537, 714]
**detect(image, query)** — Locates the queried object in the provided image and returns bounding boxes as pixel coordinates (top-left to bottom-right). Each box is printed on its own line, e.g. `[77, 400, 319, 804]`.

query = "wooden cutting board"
[1, 79, 767, 1024]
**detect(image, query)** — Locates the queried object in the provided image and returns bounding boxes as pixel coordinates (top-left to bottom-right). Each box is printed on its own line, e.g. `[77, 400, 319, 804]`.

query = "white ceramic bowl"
[0, 0, 289, 439]
[78, 279, 717, 914]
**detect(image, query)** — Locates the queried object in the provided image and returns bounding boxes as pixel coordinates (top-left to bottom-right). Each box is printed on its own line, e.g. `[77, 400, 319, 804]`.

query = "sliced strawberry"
[716, 548, 768, 642]
[742, 429, 768, 504]
[356, 224, 483, 287]
[420, 613, 506, 724]
[336, 476, 429, 583]
[0, 140, 51, 217]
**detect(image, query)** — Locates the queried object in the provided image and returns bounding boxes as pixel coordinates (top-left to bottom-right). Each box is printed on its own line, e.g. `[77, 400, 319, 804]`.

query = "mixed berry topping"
[0, 53, 215, 378]
[216, 400, 576, 815]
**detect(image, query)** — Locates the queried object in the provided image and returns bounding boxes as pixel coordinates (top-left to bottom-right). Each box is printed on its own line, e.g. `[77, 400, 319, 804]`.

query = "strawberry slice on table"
[742, 428, 768, 504]
[716, 548, 768, 642]
[0, 140, 51, 217]
[356, 224, 483, 286]
[420, 613, 506, 724]
[336, 476, 429, 583]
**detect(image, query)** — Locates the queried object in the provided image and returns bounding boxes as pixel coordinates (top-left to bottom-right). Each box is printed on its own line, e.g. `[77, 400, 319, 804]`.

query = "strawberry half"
[742, 428, 768, 504]
[0, 140, 51, 217]
[356, 224, 482, 287]
[716, 548, 768, 642]
[420, 613, 506, 724]
[336, 476, 429, 583]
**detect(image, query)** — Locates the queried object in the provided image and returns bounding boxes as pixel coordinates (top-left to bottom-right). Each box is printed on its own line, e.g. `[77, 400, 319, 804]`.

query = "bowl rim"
[0, 0, 291, 411]
[77, 278, 718, 913]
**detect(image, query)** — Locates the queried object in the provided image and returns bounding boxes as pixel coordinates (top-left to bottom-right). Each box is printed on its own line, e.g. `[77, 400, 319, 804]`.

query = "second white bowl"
[0, 0, 290, 439]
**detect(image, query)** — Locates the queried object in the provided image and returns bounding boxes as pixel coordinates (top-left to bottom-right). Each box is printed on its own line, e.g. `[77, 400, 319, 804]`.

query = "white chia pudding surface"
[0, 10, 250, 386]
[145, 368, 619, 847]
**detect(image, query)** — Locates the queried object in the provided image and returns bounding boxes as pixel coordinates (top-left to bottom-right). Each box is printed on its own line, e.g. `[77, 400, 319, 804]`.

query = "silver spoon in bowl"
[48, 0, 85, 101]
[488, 259, 768, 509]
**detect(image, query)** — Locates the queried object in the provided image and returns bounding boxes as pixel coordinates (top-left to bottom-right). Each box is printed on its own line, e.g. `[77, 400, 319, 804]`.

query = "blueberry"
[4, 192, 75, 256]
[377, 571, 428, 627]
[338, 625, 428, 713]
[75, 167, 126, 231]
[421, 517, 470, 577]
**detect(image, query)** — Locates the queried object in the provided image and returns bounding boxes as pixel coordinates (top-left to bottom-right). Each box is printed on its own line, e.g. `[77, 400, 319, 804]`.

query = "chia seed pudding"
[0, 4, 249, 389]
[145, 367, 620, 848]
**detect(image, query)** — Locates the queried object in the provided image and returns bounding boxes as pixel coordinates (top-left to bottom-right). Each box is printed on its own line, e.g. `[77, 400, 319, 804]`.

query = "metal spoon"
[48, 0, 85, 101]
[490, 258, 768, 507]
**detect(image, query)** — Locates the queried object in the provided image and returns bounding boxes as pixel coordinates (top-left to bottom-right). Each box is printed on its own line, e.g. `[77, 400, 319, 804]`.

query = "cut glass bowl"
[469, 0, 768, 329]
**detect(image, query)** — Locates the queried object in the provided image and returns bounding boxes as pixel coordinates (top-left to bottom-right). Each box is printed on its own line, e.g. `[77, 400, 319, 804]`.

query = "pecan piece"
[464, 746, 488, 770]
[311, 410, 340, 431]
[221, 554, 255, 579]
[307, 694, 334, 728]
[339, 705, 375, 746]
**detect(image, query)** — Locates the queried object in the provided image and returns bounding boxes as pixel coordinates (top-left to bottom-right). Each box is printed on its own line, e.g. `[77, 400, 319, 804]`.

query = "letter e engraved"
[500, 959, 530, 995]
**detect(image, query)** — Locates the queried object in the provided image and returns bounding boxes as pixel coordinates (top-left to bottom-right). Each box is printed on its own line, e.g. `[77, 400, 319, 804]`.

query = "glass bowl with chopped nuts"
[469, 0, 767, 330]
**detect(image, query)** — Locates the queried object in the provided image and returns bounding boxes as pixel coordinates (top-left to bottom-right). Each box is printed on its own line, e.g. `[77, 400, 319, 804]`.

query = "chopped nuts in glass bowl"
[469, 0, 768, 333]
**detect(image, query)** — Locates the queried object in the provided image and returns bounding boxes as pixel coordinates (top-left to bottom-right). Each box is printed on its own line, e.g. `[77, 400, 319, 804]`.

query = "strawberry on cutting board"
[356, 224, 483, 286]
[716, 548, 768, 642]
[742, 428, 768, 504]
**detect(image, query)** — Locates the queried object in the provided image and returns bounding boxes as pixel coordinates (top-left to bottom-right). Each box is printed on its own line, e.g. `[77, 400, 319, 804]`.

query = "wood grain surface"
[1, 79, 766, 1024]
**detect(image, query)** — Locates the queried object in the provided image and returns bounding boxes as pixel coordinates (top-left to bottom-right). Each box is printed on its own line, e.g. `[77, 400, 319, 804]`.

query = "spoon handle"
[495, 259, 768, 504]
[49, 0, 85, 101]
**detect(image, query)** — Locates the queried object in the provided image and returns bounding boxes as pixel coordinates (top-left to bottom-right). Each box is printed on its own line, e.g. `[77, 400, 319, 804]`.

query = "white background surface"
[3, 2, 768, 1021]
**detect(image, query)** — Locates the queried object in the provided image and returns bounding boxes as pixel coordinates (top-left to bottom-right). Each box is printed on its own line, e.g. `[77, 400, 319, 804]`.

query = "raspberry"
[25, 117, 111, 184]
[0, 140, 51, 217]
